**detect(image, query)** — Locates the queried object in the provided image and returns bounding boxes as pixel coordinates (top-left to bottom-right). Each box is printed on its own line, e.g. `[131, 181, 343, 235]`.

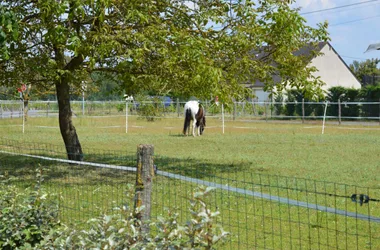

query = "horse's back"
[184, 101, 199, 114]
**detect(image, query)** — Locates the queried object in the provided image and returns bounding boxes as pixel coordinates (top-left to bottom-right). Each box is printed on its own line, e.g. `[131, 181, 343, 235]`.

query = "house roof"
[249, 42, 360, 89]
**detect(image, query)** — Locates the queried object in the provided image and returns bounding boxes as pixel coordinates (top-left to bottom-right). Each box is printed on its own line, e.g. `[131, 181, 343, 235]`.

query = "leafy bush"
[37, 186, 229, 250]
[285, 90, 314, 117]
[2, 172, 229, 249]
[116, 103, 124, 112]
[326, 86, 360, 117]
[0, 170, 60, 249]
[135, 96, 162, 121]
[273, 93, 285, 115]
[359, 84, 380, 118]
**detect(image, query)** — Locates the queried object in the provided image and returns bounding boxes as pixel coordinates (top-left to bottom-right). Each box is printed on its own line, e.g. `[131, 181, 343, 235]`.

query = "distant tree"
[0, 0, 329, 160]
[349, 59, 380, 86]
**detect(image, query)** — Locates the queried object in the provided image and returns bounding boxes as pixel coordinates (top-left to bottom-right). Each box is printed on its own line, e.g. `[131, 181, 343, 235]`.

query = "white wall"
[310, 44, 361, 90]
[252, 88, 270, 101]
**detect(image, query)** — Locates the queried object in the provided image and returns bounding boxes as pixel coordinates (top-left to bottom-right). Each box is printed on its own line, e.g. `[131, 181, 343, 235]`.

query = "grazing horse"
[183, 101, 206, 137]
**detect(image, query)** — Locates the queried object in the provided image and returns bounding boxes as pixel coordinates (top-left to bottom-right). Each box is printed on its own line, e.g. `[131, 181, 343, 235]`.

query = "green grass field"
[1, 115, 379, 186]
[1, 115, 380, 249]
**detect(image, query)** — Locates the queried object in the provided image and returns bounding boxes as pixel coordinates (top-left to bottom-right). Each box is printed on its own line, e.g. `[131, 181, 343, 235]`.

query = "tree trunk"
[23, 99, 28, 122]
[56, 79, 83, 161]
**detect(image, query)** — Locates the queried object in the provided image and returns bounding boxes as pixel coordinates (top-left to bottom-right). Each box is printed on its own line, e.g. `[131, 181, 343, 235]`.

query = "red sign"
[17, 84, 27, 93]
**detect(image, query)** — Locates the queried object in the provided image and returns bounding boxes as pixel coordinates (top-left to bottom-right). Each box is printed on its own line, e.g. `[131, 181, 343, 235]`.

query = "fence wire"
[1, 100, 380, 123]
[0, 138, 379, 249]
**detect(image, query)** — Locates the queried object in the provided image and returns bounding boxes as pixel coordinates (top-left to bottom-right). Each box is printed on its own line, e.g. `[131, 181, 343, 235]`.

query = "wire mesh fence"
[0, 138, 379, 249]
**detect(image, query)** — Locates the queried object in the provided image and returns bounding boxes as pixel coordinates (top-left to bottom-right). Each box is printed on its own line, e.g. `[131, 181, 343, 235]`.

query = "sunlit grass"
[1, 115, 380, 187]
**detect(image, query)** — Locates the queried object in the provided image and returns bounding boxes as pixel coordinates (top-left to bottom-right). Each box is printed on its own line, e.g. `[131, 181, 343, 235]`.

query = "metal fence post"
[134, 144, 154, 234]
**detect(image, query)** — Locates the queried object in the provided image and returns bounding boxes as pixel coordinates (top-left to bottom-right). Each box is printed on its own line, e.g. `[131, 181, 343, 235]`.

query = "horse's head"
[197, 115, 206, 135]
[200, 116, 206, 135]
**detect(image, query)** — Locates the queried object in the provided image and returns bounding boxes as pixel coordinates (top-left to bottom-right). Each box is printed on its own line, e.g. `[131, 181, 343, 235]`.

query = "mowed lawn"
[0, 115, 379, 188]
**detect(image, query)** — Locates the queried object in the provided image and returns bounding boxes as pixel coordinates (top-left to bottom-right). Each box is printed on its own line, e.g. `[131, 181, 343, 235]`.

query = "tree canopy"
[0, 0, 329, 159]
[349, 59, 380, 87]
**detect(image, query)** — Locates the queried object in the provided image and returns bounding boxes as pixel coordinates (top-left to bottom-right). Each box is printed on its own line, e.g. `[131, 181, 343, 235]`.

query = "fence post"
[233, 101, 236, 121]
[302, 98, 305, 124]
[47, 101, 50, 117]
[252, 99, 256, 116]
[338, 98, 341, 125]
[222, 103, 225, 134]
[134, 144, 154, 234]
[265, 101, 268, 122]
[177, 98, 180, 117]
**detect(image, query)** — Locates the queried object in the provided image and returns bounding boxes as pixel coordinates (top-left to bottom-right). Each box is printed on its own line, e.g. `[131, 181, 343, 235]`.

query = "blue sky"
[293, 0, 380, 66]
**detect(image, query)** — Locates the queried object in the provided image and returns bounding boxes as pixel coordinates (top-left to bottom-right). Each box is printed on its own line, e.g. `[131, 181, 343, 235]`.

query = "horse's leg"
[192, 119, 197, 137]
[187, 120, 191, 136]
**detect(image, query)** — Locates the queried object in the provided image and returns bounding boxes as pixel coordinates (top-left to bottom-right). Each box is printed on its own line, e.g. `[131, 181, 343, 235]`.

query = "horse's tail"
[183, 108, 192, 135]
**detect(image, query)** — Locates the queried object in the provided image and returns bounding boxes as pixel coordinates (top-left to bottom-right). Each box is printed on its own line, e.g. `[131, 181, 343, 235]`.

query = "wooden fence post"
[338, 98, 341, 125]
[47, 101, 50, 117]
[134, 144, 154, 234]
[233, 101, 236, 121]
[177, 98, 180, 117]
[302, 98, 305, 124]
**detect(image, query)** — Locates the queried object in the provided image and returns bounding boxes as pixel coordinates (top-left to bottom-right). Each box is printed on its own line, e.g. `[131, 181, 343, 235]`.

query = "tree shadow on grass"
[1, 150, 252, 184]
[154, 154, 251, 179]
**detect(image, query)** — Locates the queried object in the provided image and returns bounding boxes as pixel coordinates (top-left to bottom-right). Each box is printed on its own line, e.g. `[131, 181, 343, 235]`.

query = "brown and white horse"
[183, 101, 206, 137]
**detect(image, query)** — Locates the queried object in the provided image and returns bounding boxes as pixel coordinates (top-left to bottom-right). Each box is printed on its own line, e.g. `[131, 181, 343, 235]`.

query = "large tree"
[0, 0, 328, 160]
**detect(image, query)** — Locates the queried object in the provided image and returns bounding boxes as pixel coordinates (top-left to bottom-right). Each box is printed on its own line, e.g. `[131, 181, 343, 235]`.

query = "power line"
[341, 55, 368, 60]
[300, 0, 380, 15]
[329, 14, 380, 26]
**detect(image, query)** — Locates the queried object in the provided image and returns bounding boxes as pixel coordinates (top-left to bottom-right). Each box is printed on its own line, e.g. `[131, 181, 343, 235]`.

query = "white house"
[250, 42, 361, 101]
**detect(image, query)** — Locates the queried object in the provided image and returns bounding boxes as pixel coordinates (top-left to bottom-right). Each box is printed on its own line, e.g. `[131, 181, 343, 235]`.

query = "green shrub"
[326, 86, 360, 117]
[1, 171, 228, 249]
[116, 103, 124, 112]
[359, 84, 380, 118]
[273, 93, 285, 115]
[135, 96, 162, 121]
[0, 170, 60, 249]
[285, 90, 315, 118]
[37, 186, 229, 250]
